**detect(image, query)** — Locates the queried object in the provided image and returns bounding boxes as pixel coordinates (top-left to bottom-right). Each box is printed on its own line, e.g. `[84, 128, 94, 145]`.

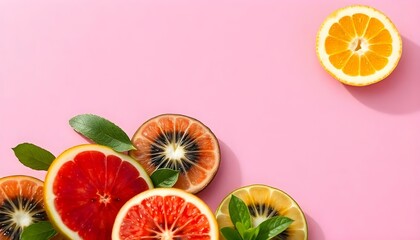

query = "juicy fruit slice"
[112, 188, 218, 240]
[0, 175, 47, 240]
[316, 5, 402, 86]
[130, 114, 221, 193]
[215, 185, 307, 240]
[44, 144, 153, 240]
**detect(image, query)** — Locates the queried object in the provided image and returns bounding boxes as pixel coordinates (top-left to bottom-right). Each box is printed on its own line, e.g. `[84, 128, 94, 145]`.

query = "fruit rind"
[316, 5, 402, 86]
[0, 175, 43, 184]
[44, 144, 153, 240]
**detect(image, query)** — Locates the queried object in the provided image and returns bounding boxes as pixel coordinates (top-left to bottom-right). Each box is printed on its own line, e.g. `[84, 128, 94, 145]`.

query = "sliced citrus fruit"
[129, 114, 221, 193]
[316, 5, 402, 86]
[215, 184, 308, 240]
[112, 188, 218, 240]
[44, 144, 153, 240]
[0, 175, 47, 240]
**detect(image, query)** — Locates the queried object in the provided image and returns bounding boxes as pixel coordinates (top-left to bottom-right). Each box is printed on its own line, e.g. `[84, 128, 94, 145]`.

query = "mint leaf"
[12, 143, 55, 170]
[150, 168, 179, 188]
[229, 195, 252, 230]
[256, 216, 293, 240]
[69, 114, 135, 152]
[235, 222, 259, 240]
[21, 221, 57, 240]
[220, 227, 243, 240]
[235, 222, 246, 238]
[242, 226, 259, 240]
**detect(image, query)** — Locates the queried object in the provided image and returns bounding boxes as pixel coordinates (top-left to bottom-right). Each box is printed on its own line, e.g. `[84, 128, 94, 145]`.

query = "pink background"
[1, 0, 420, 239]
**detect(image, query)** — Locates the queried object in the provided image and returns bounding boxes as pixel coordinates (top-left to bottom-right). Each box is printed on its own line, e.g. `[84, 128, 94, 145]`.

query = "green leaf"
[243, 226, 260, 240]
[235, 222, 246, 238]
[69, 114, 135, 152]
[12, 143, 55, 170]
[150, 168, 179, 188]
[220, 227, 243, 240]
[21, 221, 57, 240]
[229, 195, 252, 230]
[256, 216, 293, 240]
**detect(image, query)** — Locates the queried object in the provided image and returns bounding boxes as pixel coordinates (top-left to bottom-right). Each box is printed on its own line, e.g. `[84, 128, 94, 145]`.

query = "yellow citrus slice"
[215, 184, 307, 240]
[44, 144, 153, 240]
[316, 5, 402, 86]
[112, 188, 219, 240]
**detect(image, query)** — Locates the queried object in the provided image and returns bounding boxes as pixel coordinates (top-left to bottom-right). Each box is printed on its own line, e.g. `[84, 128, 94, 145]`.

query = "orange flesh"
[0, 179, 43, 203]
[0, 177, 45, 240]
[130, 115, 220, 193]
[118, 195, 212, 239]
[326, 13, 393, 76]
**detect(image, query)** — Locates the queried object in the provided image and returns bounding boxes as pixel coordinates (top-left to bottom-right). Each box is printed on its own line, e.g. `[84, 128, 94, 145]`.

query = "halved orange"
[129, 114, 221, 193]
[112, 188, 218, 240]
[215, 184, 308, 240]
[316, 5, 402, 86]
[0, 175, 47, 240]
[44, 144, 153, 240]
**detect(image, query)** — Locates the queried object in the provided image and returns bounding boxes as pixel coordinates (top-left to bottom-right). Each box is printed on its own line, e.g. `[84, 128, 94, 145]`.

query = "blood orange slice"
[44, 144, 153, 240]
[129, 114, 221, 193]
[112, 188, 218, 240]
[0, 175, 47, 240]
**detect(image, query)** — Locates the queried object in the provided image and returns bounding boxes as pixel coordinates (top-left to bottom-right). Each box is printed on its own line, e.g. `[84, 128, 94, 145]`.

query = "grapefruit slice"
[0, 175, 47, 240]
[215, 185, 308, 240]
[316, 5, 402, 86]
[112, 188, 218, 240]
[44, 144, 153, 240]
[129, 114, 221, 193]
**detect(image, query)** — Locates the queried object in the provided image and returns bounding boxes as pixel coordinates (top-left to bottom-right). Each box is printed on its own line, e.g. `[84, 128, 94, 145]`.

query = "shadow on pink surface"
[306, 213, 325, 240]
[197, 140, 242, 210]
[345, 36, 420, 114]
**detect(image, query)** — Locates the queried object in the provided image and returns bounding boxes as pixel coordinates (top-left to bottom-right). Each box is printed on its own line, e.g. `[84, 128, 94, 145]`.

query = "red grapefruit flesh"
[112, 188, 219, 240]
[44, 144, 153, 240]
[129, 114, 221, 193]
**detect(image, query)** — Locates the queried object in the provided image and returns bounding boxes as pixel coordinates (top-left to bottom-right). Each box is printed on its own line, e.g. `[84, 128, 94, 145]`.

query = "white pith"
[317, 6, 402, 85]
[44, 144, 154, 240]
[252, 216, 268, 227]
[349, 38, 368, 53]
[165, 143, 186, 161]
[13, 210, 33, 227]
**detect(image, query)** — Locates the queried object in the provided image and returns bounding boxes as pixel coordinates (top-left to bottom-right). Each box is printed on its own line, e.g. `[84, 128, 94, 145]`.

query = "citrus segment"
[352, 13, 369, 36]
[215, 185, 307, 240]
[44, 144, 153, 240]
[360, 55, 375, 76]
[364, 18, 384, 39]
[316, 5, 402, 86]
[112, 188, 218, 240]
[0, 175, 47, 240]
[329, 23, 351, 41]
[130, 114, 221, 193]
[338, 16, 356, 37]
[329, 50, 352, 69]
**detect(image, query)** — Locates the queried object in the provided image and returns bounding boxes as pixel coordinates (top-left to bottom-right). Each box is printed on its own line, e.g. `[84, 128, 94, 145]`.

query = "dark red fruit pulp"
[119, 195, 211, 239]
[53, 151, 150, 240]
